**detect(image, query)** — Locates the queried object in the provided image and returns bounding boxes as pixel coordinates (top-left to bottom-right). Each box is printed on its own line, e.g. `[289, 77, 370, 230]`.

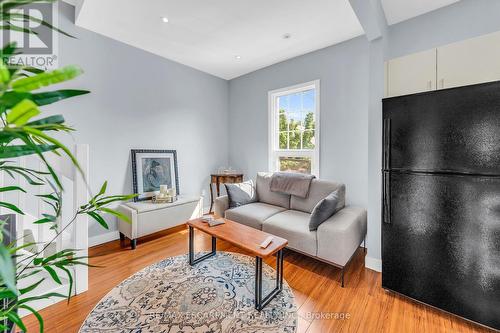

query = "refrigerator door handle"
[383, 118, 391, 170]
[383, 172, 391, 224]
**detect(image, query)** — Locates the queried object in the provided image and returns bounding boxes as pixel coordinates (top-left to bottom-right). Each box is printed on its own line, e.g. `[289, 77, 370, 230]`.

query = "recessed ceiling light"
[235, 55, 241, 60]
[161, 17, 169, 23]
[283, 33, 291, 39]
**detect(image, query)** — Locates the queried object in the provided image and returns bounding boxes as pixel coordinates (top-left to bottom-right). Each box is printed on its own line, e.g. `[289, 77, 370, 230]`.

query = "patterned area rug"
[80, 252, 297, 333]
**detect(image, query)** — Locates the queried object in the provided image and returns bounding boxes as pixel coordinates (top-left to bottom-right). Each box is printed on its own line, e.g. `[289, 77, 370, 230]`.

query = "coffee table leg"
[188, 226, 217, 266]
[255, 249, 284, 311]
[255, 256, 262, 309]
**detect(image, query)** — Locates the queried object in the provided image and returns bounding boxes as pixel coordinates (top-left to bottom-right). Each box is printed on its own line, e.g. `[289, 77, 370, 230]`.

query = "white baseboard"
[365, 256, 382, 272]
[89, 231, 120, 247]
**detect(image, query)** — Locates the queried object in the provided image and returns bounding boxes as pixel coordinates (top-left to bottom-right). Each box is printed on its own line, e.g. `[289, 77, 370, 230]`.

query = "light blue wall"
[228, 37, 370, 208]
[49, 4, 229, 239]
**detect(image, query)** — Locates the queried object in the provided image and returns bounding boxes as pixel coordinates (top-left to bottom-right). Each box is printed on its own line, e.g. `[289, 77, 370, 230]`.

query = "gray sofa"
[214, 172, 367, 286]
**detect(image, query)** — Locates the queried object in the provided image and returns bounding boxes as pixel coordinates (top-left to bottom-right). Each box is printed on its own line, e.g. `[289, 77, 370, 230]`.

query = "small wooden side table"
[209, 173, 243, 213]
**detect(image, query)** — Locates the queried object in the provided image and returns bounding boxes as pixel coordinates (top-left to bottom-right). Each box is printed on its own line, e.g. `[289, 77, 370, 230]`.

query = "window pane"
[279, 156, 312, 174]
[279, 132, 288, 149]
[303, 130, 315, 149]
[304, 112, 315, 130]
[289, 130, 301, 149]
[279, 109, 288, 131]
[276, 89, 315, 151]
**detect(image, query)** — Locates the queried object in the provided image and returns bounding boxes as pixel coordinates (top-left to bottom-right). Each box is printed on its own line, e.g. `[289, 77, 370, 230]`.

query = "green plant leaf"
[33, 214, 57, 224]
[26, 115, 65, 127]
[12, 65, 84, 92]
[0, 57, 10, 83]
[0, 24, 32, 35]
[6, 99, 40, 126]
[0, 246, 17, 293]
[0, 201, 24, 214]
[55, 264, 73, 303]
[0, 91, 90, 109]
[87, 211, 109, 229]
[0, 42, 18, 59]
[31, 90, 90, 106]
[21, 126, 82, 173]
[0, 185, 26, 193]
[0, 91, 31, 110]
[6, 312, 27, 332]
[19, 278, 45, 295]
[18, 292, 66, 305]
[18, 304, 44, 333]
[97, 181, 107, 196]
[99, 207, 131, 223]
[43, 266, 62, 284]
[0, 144, 57, 158]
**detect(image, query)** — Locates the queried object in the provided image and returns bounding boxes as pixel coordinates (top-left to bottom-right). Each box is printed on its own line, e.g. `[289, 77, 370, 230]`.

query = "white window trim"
[268, 80, 320, 176]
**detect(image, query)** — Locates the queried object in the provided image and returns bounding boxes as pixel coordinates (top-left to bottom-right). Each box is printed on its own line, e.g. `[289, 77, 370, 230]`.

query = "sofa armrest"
[117, 204, 137, 239]
[317, 206, 367, 266]
[214, 195, 229, 218]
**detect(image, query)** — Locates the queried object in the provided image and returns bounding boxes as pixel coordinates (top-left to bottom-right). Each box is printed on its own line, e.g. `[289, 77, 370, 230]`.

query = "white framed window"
[268, 80, 320, 176]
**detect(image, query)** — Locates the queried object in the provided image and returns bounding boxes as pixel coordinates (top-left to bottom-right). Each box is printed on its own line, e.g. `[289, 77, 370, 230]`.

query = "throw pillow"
[225, 180, 257, 208]
[309, 190, 339, 231]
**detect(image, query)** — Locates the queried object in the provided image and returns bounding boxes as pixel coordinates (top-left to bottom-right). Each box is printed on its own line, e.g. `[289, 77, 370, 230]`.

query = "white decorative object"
[117, 196, 202, 249]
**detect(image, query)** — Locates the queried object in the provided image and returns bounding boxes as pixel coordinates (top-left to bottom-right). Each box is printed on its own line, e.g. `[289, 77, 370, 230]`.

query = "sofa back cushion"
[290, 179, 345, 214]
[256, 172, 290, 209]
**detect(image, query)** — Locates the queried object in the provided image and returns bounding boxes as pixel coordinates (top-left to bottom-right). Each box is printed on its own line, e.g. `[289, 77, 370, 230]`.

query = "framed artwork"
[131, 149, 179, 201]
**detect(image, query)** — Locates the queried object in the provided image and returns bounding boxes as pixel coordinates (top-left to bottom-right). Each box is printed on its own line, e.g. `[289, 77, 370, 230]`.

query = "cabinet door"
[386, 49, 437, 97]
[438, 31, 500, 89]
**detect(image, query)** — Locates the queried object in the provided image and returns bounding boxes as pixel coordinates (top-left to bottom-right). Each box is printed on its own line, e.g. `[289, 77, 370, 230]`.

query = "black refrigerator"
[382, 81, 500, 331]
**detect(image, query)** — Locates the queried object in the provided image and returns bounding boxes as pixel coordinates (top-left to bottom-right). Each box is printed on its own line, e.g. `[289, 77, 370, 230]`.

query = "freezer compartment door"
[383, 81, 500, 174]
[382, 172, 500, 330]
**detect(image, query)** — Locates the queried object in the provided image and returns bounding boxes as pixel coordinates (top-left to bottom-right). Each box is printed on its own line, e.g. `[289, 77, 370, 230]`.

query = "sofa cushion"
[256, 172, 290, 209]
[225, 180, 257, 208]
[225, 202, 286, 230]
[290, 180, 345, 214]
[309, 190, 339, 231]
[262, 210, 317, 256]
[317, 206, 367, 266]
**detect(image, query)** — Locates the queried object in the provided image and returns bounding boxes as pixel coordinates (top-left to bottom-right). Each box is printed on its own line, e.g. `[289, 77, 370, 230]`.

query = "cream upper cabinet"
[437, 31, 500, 90]
[386, 49, 437, 98]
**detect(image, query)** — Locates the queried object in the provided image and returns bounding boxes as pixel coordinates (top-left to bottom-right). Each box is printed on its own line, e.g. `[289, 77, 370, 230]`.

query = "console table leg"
[208, 183, 214, 214]
[131, 239, 137, 250]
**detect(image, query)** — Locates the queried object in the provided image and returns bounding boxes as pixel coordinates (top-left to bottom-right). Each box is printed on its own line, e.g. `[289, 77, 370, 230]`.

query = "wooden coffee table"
[187, 218, 288, 311]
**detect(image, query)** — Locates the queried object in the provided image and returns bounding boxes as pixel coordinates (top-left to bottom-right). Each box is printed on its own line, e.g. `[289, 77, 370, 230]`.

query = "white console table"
[117, 196, 202, 249]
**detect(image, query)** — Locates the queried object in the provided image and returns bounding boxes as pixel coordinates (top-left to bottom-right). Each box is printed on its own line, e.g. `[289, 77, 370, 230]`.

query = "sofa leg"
[341, 268, 345, 288]
[119, 232, 125, 242]
[131, 239, 137, 250]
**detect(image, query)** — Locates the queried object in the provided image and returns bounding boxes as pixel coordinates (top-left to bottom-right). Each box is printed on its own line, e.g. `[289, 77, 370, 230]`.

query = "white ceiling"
[381, 0, 460, 25]
[74, 0, 364, 80]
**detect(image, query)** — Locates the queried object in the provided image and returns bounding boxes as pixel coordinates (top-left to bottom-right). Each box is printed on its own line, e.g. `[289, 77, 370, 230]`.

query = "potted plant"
[0, 1, 134, 331]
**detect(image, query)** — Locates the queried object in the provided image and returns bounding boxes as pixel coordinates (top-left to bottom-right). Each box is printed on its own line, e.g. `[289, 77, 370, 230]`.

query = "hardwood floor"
[22, 226, 496, 333]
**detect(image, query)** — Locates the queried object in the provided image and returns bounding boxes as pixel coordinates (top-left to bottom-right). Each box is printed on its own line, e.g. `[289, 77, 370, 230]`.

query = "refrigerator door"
[382, 172, 500, 330]
[383, 81, 500, 174]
